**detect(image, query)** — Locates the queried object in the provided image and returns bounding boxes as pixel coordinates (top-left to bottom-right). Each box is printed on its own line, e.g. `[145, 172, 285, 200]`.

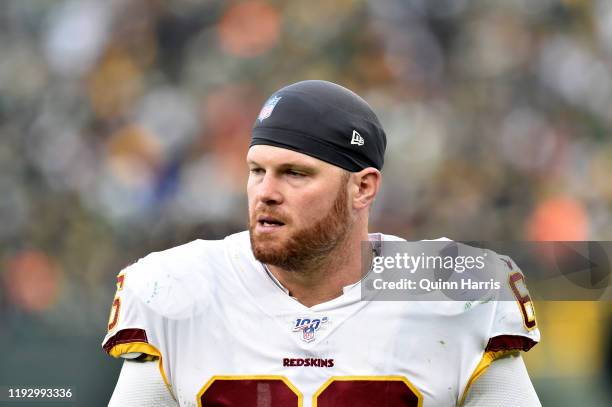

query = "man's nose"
[256, 173, 284, 205]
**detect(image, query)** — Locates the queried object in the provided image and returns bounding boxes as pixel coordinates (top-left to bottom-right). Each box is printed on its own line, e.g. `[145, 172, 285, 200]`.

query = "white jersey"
[102, 231, 540, 407]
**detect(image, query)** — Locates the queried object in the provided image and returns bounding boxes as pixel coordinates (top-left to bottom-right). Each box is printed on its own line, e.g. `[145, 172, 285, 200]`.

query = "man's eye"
[287, 170, 305, 177]
[249, 168, 264, 175]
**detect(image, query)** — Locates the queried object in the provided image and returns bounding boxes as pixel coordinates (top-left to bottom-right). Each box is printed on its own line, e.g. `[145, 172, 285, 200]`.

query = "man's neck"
[265, 230, 372, 307]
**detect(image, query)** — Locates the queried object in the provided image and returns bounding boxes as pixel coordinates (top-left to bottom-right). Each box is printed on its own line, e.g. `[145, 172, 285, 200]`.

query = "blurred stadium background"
[1, 0, 611, 405]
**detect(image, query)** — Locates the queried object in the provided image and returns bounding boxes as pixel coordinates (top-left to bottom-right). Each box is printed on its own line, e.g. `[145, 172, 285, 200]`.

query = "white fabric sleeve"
[108, 360, 178, 407]
[462, 353, 541, 407]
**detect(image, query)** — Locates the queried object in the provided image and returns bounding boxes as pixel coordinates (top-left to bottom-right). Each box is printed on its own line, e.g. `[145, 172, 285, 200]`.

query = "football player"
[103, 80, 541, 406]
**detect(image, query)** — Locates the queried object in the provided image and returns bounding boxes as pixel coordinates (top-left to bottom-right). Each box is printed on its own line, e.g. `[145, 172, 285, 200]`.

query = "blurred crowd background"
[1, 0, 611, 405]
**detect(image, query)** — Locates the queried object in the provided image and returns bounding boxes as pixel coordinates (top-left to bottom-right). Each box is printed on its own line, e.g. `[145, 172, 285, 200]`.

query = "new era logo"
[351, 130, 364, 146]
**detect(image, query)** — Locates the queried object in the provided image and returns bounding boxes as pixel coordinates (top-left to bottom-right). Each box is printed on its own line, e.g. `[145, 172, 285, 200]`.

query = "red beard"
[249, 180, 351, 272]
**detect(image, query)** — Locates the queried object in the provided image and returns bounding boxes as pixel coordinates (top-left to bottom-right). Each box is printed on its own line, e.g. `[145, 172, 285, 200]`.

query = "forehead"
[247, 145, 335, 171]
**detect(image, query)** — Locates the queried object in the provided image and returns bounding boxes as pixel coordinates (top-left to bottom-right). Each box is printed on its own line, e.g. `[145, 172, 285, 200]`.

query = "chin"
[253, 235, 287, 252]
[250, 228, 284, 250]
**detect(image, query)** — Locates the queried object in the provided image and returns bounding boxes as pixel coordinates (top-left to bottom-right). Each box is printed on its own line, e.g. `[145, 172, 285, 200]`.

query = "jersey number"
[509, 272, 537, 330]
[107, 274, 125, 331]
[197, 376, 423, 406]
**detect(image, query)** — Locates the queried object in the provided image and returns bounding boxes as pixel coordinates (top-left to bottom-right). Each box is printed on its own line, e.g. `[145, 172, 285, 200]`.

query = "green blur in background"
[1, 0, 612, 405]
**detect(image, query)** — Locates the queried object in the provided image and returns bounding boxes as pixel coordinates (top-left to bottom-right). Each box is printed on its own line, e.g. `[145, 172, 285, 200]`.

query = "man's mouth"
[257, 216, 286, 228]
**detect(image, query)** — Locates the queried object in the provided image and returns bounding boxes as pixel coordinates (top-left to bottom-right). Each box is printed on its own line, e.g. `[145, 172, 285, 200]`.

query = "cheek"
[246, 197, 258, 222]
[246, 183, 257, 208]
[290, 194, 333, 224]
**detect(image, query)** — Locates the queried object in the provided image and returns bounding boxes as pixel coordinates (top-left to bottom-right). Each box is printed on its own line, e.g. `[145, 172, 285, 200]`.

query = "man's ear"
[351, 168, 381, 210]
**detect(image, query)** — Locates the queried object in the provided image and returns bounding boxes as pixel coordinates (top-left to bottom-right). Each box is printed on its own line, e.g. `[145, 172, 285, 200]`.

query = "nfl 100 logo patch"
[258, 96, 282, 122]
[293, 317, 328, 343]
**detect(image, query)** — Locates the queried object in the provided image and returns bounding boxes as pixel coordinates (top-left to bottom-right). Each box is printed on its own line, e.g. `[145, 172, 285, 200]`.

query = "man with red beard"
[103, 81, 541, 406]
